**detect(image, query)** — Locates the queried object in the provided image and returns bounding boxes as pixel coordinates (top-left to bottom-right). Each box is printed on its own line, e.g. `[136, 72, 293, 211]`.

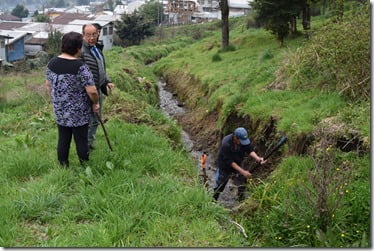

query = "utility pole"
[159, 0, 164, 39]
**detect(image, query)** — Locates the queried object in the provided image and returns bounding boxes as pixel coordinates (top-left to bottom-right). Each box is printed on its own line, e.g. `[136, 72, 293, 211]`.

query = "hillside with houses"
[0, 0, 250, 66]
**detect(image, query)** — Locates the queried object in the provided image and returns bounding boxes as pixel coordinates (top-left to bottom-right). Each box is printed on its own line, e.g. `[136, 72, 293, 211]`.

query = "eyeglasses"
[84, 33, 97, 38]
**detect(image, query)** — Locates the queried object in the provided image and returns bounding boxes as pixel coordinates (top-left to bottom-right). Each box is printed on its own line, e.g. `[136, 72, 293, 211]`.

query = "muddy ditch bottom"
[158, 80, 241, 209]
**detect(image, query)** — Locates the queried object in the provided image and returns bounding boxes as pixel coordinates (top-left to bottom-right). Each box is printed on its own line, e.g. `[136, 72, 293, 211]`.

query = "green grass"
[0, 6, 370, 247]
[239, 153, 370, 247]
[0, 45, 246, 247]
[0, 118, 245, 246]
[151, 8, 370, 248]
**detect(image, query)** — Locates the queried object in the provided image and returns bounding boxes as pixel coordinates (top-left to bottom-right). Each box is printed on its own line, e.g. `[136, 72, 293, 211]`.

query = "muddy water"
[158, 80, 239, 209]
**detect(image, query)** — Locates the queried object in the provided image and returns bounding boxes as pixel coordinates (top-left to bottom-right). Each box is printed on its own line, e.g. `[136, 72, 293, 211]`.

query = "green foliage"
[240, 149, 370, 247]
[259, 48, 274, 61]
[211, 53, 222, 62]
[152, 13, 369, 247]
[0, 9, 370, 248]
[11, 4, 29, 18]
[46, 30, 63, 57]
[0, 40, 246, 247]
[114, 11, 155, 46]
[33, 13, 50, 22]
[138, 0, 165, 25]
[251, 0, 302, 45]
[284, 2, 370, 101]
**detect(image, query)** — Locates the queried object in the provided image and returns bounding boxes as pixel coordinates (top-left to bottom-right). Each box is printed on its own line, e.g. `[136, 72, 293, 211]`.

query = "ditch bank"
[156, 71, 368, 209]
[158, 79, 286, 209]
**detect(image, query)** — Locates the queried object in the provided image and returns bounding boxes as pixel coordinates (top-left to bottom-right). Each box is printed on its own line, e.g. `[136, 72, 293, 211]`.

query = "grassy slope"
[152, 8, 370, 248]
[153, 20, 369, 140]
[0, 45, 246, 246]
[0, 5, 370, 247]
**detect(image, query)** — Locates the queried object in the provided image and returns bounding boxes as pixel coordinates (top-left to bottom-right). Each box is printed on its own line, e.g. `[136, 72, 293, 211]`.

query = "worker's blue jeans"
[213, 168, 231, 200]
[213, 167, 247, 201]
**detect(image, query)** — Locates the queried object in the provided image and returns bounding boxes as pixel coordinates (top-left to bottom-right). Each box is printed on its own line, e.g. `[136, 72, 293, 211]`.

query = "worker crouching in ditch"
[213, 127, 267, 201]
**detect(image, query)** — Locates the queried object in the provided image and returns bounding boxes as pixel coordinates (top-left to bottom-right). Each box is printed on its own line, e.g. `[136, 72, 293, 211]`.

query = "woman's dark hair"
[61, 31, 83, 55]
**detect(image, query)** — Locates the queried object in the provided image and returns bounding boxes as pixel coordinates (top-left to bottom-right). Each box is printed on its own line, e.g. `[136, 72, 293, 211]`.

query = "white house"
[127, 0, 145, 14]
[228, 0, 251, 17]
[114, 4, 127, 19]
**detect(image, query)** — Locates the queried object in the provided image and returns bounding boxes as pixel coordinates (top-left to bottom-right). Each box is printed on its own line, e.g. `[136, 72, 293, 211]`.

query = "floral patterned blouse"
[46, 57, 95, 127]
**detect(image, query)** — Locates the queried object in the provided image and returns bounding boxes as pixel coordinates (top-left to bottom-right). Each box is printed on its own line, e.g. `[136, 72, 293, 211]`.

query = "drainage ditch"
[158, 80, 240, 209]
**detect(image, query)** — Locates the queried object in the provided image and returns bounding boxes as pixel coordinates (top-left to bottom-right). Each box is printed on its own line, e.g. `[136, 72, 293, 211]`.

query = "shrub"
[212, 53, 222, 62]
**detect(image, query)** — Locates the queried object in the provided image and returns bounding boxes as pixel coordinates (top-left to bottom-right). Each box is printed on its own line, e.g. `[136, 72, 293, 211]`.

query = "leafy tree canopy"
[138, 0, 165, 25]
[251, 0, 304, 45]
[115, 10, 155, 46]
[46, 30, 63, 57]
[11, 4, 29, 18]
[33, 13, 50, 22]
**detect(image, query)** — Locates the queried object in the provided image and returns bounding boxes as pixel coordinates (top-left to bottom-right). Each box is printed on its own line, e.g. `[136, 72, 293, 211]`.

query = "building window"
[109, 26, 113, 35]
[0, 40, 4, 48]
[103, 27, 108, 35]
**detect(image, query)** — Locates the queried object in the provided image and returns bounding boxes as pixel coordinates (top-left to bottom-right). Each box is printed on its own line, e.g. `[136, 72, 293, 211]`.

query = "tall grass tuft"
[284, 3, 370, 101]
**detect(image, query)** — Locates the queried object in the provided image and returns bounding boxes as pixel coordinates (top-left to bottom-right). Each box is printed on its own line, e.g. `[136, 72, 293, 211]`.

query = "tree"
[251, 0, 304, 46]
[219, 0, 229, 49]
[138, 0, 164, 25]
[46, 30, 63, 57]
[115, 11, 155, 46]
[33, 13, 50, 22]
[11, 4, 29, 18]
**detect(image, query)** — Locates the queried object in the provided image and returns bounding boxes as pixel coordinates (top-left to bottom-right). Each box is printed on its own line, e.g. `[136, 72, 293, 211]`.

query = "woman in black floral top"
[46, 31, 100, 166]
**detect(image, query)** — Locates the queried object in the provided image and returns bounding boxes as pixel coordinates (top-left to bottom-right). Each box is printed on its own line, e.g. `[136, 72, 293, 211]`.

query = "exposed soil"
[157, 73, 368, 209]
[158, 80, 284, 208]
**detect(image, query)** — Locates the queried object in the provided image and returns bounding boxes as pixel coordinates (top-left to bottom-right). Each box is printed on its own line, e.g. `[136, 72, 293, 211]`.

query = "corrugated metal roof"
[0, 30, 27, 45]
[25, 37, 48, 45]
[0, 22, 27, 30]
[0, 14, 22, 21]
[50, 12, 95, 24]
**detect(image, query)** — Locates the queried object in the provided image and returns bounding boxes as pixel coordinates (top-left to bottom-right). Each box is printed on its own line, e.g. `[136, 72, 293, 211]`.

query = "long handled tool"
[263, 135, 287, 161]
[251, 135, 287, 172]
[96, 113, 113, 151]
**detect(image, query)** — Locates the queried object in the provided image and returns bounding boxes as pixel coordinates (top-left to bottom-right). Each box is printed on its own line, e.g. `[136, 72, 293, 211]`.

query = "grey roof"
[25, 37, 48, 45]
[50, 12, 95, 24]
[0, 14, 22, 21]
[0, 22, 27, 30]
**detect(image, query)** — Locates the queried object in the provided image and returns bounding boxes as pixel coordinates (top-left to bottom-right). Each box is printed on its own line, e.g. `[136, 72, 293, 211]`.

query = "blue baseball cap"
[234, 127, 251, 145]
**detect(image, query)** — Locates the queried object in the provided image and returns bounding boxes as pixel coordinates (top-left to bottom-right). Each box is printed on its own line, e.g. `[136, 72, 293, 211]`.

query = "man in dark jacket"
[81, 23, 115, 150]
[92, 23, 104, 51]
[213, 127, 266, 201]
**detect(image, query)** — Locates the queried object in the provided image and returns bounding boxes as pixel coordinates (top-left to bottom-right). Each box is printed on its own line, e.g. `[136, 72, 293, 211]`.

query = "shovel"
[96, 113, 113, 151]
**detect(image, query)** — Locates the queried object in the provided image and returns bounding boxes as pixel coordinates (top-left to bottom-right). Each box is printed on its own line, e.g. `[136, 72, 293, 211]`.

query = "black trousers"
[57, 124, 89, 166]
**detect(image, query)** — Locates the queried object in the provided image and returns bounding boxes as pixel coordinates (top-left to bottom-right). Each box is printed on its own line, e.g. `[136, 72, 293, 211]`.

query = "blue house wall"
[6, 37, 25, 62]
